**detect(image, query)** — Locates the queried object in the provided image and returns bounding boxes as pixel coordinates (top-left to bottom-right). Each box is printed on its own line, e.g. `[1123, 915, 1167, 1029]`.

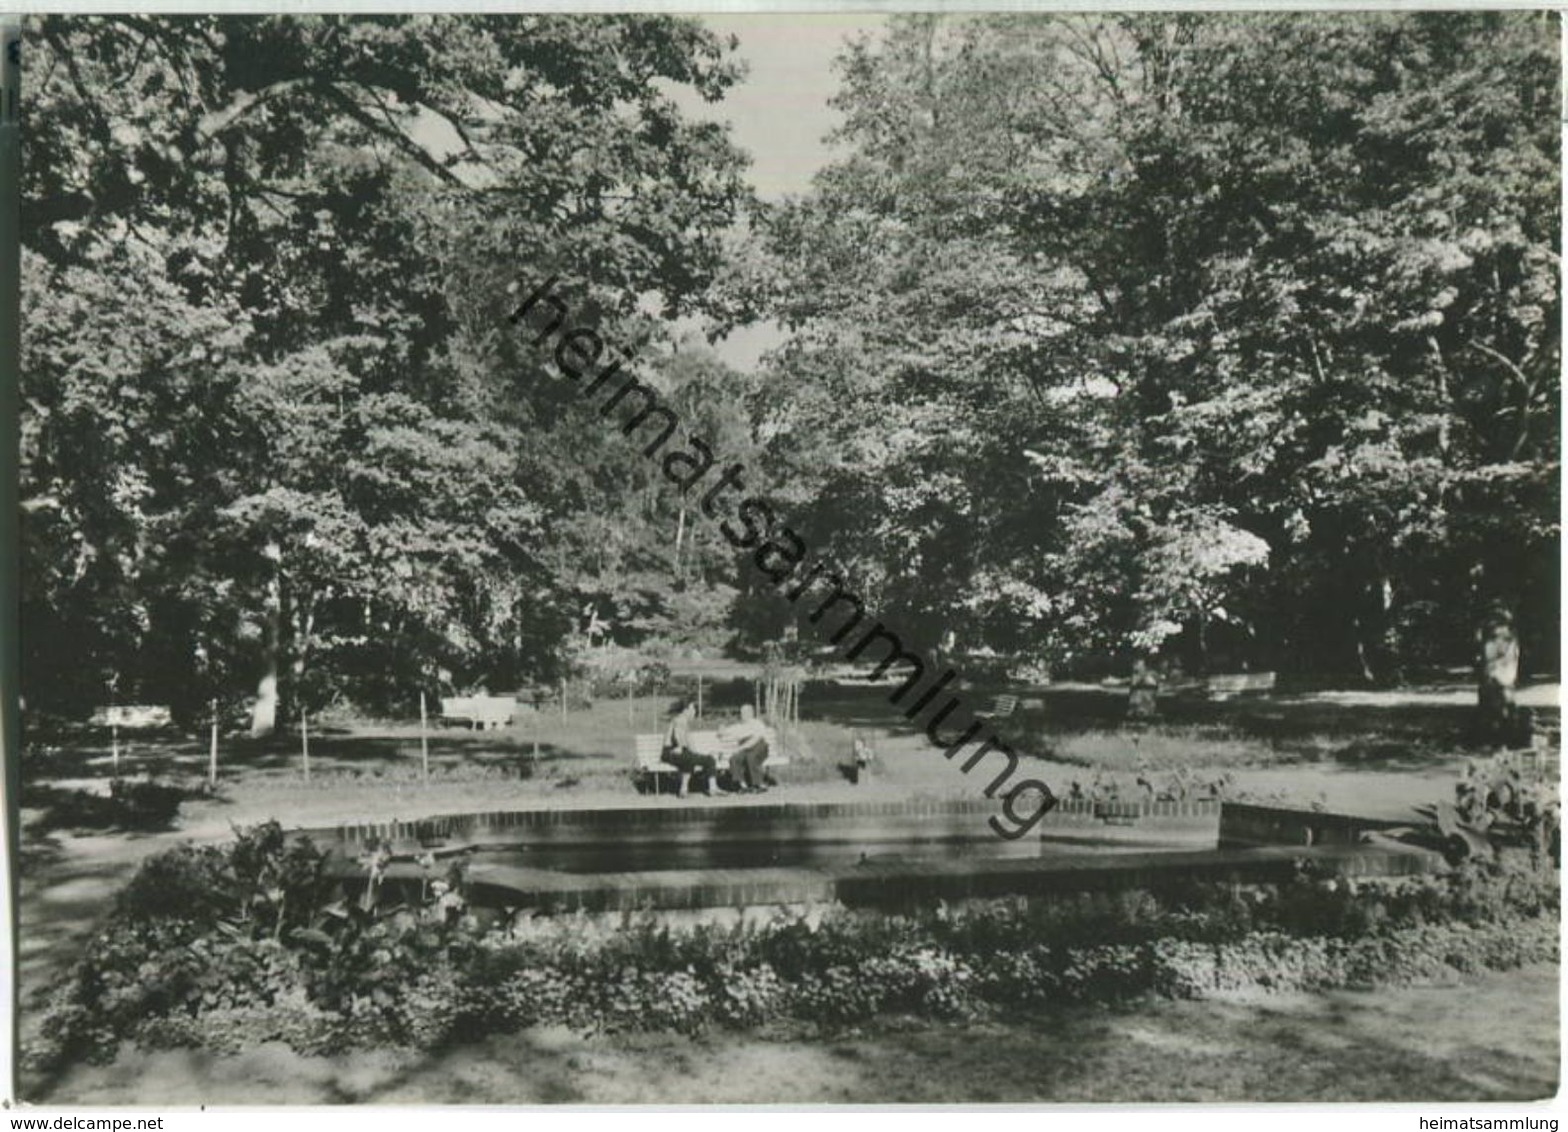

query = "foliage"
[20, 13, 1559, 722]
[22, 777, 212, 834]
[21, 15, 754, 722]
[746, 12, 1559, 678]
[23, 822, 1559, 1079]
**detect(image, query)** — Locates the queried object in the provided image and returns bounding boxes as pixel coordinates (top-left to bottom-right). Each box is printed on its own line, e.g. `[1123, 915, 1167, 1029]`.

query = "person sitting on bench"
[663, 698, 722, 798]
[853, 733, 875, 773]
[718, 704, 772, 793]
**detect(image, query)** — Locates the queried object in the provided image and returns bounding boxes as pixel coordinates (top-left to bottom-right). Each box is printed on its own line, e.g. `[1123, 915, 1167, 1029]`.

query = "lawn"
[24, 677, 1558, 804]
[38, 965, 1559, 1104]
[16, 677, 1560, 1105]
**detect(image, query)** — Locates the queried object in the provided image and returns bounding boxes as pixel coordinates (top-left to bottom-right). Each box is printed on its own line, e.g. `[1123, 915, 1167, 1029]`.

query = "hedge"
[21, 822, 1561, 1081]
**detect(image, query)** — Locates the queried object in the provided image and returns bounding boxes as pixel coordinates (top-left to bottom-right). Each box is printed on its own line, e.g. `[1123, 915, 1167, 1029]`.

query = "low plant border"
[28, 912, 1557, 1079]
[21, 821, 1559, 1089]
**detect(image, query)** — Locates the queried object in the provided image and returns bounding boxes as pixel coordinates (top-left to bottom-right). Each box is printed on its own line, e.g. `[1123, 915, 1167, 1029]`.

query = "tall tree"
[22, 15, 752, 724]
[750, 12, 1558, 687]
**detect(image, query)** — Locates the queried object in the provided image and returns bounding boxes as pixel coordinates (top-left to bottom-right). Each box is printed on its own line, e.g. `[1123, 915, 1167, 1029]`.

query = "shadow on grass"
[20, 733, 210, 783]
[20, 780, 213, 835]
[21, 679, 1556, 795]
[31, 965, 1557, 1103]
[795, 679, 1561, 777]
[17, 829, 66, 872]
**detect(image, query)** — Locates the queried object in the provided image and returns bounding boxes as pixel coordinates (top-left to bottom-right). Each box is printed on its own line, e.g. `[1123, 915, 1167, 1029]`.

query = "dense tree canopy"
[19, 13, 1560, 726]
[22, 14, 752, 722]
[746, 12, 1559, 681]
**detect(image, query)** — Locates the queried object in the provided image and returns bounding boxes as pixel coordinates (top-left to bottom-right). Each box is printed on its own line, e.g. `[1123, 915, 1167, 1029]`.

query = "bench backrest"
[470, 696, 517, 718]
[443, 695, 517, 718]
[633, 729, 792, 769]
[92, 705, 172, 729]
[634, 733, 666, 765]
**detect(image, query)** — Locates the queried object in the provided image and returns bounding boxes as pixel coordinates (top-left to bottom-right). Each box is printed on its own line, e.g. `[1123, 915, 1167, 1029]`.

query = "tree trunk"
[1352, 621, 1377, 685]
[1350, 570, 1399, 685]
[249, 542, 283, 738]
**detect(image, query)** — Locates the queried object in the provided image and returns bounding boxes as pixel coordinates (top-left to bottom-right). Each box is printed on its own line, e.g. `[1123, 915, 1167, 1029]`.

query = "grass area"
[14, 680, 1561, 1106]
[1051, 725, 1273, 771]
[40, 964, 1558, 1104]
[18, 678, 1558, 846]
[25, 678, 1557, 795]
[17, 678, 1558, 1032]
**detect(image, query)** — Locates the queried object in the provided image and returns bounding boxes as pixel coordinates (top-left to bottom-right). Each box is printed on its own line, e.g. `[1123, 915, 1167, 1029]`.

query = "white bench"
[633, 728, 790, 794]
[91, 705, 172, 729]
[978, 694, 1019, 720]
[1206, 672, 1277, 701]
[440, 695, 518, 730]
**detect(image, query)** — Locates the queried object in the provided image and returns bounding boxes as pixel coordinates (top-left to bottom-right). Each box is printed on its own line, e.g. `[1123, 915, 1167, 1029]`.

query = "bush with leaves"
[23, 824, 1560, 1085]
[23, 777, 214, 836]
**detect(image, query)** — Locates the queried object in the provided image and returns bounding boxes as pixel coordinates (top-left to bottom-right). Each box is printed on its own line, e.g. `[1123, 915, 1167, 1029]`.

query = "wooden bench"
[91, 705, 172, 729]
[440, 695, 518, 730]
[1205, 672, 1277, 701]
[633, 728, 791, 794]
[978, 694, 1019, 720]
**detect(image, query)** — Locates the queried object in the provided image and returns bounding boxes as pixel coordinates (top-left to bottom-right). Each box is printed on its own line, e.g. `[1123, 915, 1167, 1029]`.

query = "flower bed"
[23, 823, 1559, 1084]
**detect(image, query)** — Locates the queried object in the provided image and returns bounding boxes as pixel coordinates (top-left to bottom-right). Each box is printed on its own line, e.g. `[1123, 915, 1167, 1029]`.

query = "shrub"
[970, 945, 1059, 1008]
[133, 988, 343, 1057]
[460, 965, 578, 1033]
[107, 778, 190, 829]
[23, 777, 213, 835]
[112, 846, 234, 925]
[599, 970, 712, 1035]
[111, 821, 337, 936]
[711, 963, 788, 1028]
[26, 824, 1560, 1079]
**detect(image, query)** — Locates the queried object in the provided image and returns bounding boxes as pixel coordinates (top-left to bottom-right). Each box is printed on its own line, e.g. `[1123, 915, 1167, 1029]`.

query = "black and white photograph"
[7, 8, 1562, 1108]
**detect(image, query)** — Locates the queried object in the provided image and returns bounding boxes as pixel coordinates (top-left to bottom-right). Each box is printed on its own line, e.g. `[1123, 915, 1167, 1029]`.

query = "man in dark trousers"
[718, 703, 772, 793]
[662, 698, 722, 797]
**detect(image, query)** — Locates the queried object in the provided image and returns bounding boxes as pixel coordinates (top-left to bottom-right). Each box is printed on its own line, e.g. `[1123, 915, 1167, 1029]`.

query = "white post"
[419, 690, 430, 783]
[208, 699, 219, 788]
[300, 709, 311, 783]
[697, 675, 704, 720]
